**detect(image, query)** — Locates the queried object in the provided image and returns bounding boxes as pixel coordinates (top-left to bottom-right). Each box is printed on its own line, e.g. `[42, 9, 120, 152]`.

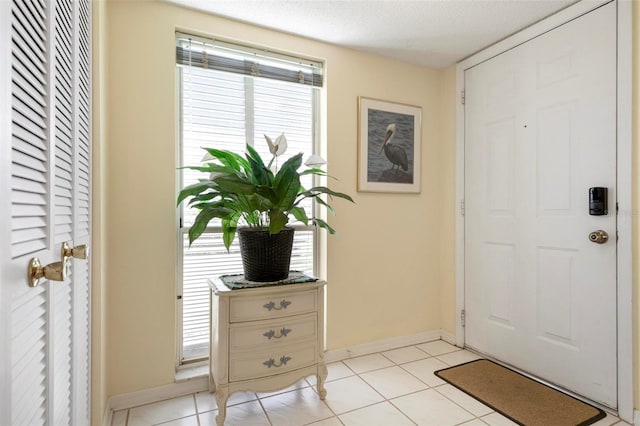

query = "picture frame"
[357, 97, 422, 193]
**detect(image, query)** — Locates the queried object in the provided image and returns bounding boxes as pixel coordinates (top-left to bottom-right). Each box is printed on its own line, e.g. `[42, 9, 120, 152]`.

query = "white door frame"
[454, 0, 633, 421]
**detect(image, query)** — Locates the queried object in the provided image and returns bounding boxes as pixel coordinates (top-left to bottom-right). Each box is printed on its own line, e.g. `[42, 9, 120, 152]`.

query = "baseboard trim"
[439, 330, 457, 346]
[324, 329, 449, 363]
[102, 330, 456, 425]
[634, 409, 640, 426]
[107, 375, 208, 412]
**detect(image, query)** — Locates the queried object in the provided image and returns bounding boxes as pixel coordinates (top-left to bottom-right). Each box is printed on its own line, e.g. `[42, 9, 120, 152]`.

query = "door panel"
[465, 2, 617, 407]
[0, 0, 92, 424]
[8, 1, 51, 424]
[53, 1, 76, 423]
[72, 1, 92, 420]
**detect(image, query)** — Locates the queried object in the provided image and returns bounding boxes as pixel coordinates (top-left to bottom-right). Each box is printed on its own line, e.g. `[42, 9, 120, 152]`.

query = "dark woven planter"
[237, 227, 295, 282]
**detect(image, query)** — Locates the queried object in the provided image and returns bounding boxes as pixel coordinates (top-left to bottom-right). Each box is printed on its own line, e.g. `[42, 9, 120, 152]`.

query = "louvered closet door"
[0, 1, 92, 425]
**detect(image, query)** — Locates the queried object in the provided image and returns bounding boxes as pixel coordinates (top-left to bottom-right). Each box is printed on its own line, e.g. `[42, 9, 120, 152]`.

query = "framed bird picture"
[357, 97, 422, 193]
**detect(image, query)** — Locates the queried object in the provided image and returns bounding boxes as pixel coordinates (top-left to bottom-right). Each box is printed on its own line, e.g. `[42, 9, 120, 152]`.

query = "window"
[176, 34, 324, 364]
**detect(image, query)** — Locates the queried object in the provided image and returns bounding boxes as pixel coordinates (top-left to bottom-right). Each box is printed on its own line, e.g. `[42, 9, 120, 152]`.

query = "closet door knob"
[27, 258, 67, 287]
[62, 241, 89, 263]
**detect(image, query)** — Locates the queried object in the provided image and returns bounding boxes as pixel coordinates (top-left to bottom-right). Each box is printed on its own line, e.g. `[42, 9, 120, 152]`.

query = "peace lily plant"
[177, 133, 354, 250]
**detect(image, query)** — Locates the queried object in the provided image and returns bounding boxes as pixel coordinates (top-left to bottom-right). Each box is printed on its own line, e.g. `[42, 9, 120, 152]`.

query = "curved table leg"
[316, 363, 328, 400]
[215, 386, 229, 426]
[209, 373, 217, 393]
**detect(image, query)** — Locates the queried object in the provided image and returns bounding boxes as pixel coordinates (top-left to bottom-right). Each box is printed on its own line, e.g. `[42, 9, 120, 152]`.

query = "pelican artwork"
[379, 123, 408, 172]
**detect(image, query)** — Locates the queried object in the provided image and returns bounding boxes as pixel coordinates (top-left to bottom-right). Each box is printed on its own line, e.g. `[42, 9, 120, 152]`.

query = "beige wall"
[99, 0, 639, 416]
[104, 0, 448, 396]
[632, 0, 639, 410]
[439, 66, 457, 335]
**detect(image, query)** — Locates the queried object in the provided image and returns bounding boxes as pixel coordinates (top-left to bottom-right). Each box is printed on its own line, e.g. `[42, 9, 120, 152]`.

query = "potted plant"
[177, 133, 354, 282]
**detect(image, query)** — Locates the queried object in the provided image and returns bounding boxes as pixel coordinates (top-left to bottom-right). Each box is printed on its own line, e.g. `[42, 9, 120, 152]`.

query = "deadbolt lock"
[588, 230, 608, 244]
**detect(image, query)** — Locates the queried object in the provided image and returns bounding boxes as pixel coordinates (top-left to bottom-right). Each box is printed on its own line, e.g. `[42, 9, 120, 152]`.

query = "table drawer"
[230, 312, 317, 351]
[229, 289, 317, 322]
[229, 341, 318, 382]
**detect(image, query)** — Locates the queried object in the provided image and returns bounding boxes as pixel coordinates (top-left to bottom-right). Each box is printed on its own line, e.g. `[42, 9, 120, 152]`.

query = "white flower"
[264, 133, 288, 156]
[304, 154, 326, 167]
[201, 152, 213, 162]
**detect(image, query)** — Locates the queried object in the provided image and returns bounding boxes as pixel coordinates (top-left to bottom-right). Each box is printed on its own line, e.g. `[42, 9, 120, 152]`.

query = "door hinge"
[460, 199, 465, 216]
[461, 309, 466, 327]
[461, 90, 465, 105]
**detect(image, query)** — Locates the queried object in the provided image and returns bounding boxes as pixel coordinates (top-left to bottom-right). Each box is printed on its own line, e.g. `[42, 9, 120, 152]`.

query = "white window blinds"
[177, 33, 322, 363]
[176, 33, 323, 87]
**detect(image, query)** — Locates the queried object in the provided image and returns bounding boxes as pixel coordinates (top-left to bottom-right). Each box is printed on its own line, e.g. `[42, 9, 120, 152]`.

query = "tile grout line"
[349, 346, 484, 426]
[431, 385, 488, 424]
[321, 346, 458, 424]
[255, 396, 274, 426]
[192, 394, 201, 426]
[330, 350, 432, 424]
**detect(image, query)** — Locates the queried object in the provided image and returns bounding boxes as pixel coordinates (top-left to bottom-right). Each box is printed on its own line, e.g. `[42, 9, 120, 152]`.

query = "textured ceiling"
[167, 0, 579, 69]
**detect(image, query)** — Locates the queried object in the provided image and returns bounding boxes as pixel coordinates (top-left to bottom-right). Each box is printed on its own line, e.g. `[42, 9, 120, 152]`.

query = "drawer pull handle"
[263, 299, 292, 311]
[263, 355, 292, 368]
[263, 327, 292, 339]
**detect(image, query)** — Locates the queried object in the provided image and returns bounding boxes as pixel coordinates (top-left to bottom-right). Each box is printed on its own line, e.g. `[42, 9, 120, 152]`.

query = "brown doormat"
[435, 359, 606, 426]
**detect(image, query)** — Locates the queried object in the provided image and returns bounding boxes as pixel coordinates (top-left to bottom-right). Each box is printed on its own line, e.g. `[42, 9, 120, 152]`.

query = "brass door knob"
[27, 242, 87, 287]
[588, 230, 608, 244]
[62, 242, 89, 263]
[28, 258, 67, 287]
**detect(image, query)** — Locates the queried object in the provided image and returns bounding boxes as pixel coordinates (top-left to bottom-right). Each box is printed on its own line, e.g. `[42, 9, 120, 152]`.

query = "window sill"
[175, 364, 208, 382]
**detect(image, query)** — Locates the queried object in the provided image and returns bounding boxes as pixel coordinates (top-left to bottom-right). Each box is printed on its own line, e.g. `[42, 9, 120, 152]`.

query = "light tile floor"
[111, 340, 630, 426]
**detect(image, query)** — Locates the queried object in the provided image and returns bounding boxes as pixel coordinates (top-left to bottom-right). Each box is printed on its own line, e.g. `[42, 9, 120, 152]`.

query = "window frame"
[175, 63, 323, 367]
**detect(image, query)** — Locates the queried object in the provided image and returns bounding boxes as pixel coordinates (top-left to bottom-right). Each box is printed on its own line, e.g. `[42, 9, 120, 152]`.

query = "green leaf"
[221, 214, 240, 251]
[243, 210, 261, 227]
[299, 168, 327, 176]
[253, 186, 277, 204]
[187, 192, 219, 205]
[290, 207, 309, 225]
[215, 176, 257, 195]
[246, 155, 272, 186]
[303, 186, 355, 203]
[177, 181, 218, 206]
[313, 196, 335, 215]
[245, 144, 266, 167]
[202, 148, 248, 172]
[272, 153, 302, 209]
[190, 198, 233, 210]
[274, 171, 301, 210]
[312, 218, 336, 234]
[275, 153, 303, 179]
[268, 210, 288, 234]
[188, 206, 233, 245]
[245, 144, 273, 186]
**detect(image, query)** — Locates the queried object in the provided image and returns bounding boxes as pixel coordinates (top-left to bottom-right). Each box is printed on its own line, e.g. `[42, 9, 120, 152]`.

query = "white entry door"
[0, 0, 92, 424]
[464, 2, 617, 408]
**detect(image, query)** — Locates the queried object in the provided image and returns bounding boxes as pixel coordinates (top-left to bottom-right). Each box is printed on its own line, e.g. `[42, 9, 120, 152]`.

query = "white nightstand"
[208, 277, 327, 425]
